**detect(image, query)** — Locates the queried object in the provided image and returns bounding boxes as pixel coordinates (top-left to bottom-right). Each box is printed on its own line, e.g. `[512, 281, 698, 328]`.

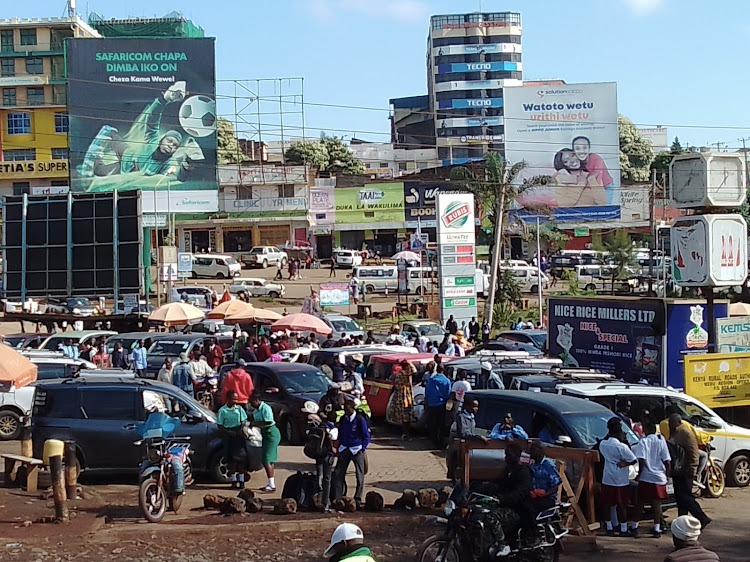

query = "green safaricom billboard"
[66, 38, 218, 212]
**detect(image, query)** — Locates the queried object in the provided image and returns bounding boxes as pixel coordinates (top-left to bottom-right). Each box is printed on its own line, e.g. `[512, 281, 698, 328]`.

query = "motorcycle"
[416, 485, 568, 562]
[694, 441, 725, 499]
[193, 372, 219, 411]
[134, 412, 193, 523]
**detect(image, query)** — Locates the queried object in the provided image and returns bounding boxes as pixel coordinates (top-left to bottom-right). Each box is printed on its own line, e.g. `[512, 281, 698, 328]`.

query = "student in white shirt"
[635, 419, 671, 538]
[450, 370, 472, 411]
[599, 417, 637, 537]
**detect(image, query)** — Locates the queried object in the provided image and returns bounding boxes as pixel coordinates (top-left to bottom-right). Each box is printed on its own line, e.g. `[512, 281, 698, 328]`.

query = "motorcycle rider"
[324, 523, 377, 562]
[529, 441, 562, 513]
[189, 354, 213, 381]
[142, 398, 185, 496]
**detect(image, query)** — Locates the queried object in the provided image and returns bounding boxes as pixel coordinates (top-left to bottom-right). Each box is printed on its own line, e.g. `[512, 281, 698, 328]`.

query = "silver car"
[229, 278, 286, 299]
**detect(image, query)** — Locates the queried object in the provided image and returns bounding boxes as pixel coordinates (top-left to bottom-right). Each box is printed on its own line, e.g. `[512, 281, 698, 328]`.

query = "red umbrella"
[219, 290, 232, 304]
[270, 313, 332, 335]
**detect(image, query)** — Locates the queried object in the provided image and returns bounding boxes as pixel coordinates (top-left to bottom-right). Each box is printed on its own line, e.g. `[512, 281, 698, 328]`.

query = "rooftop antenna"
[67, 0, 76, 17]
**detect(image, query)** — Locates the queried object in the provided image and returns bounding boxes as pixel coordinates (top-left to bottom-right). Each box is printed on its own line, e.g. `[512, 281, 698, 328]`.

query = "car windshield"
[417, 324, 444, 336]
[106, 338, 139, 352]
[527, 332, 547, 348]
[226, 258, 238, 265]
[191, 323, 232, 334]
[149, 340, 190, 356]
[250, 248, 263, 254]
[68, 298, 91, 307]
[566, 413, 639, 448]
[330, 319, 360, 332]
[276, 369, 331, 394]
[42, 336, 67, 350]
[3, 336, 25, 348]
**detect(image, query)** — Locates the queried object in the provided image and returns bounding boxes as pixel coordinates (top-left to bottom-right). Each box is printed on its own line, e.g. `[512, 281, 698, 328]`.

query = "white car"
[229, 278, 286, 299]
[192, 254, 241, 279]
[242, 246, 288, 269]
[335, 250, 363, 269]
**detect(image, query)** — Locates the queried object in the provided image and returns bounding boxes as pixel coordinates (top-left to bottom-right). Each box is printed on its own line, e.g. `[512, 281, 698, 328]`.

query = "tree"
[285, 134, 366, 175]
[619, 115, 655, 182]
[604, 229, 635, 295]
[451, 153, 551, 328]
[651, 135, 687, 184]
[670, 136, 683, 153]
[522, 224, 570, 254]
[216, 117, 248, 164]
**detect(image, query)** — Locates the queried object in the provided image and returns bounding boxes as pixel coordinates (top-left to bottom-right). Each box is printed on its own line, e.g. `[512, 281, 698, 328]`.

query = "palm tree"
[604, 229, 635, 295]
[451, 153, 551, 328]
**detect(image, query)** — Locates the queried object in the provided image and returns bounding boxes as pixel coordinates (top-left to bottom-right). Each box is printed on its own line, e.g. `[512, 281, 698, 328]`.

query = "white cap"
[671, 515, 702, 542]
[324, 523, 364, 557]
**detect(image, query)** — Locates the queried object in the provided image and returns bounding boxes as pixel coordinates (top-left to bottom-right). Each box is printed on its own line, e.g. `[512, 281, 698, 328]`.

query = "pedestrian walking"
[482, 320, 491, 343]
[171, 352, 194, 396]
[157, 357, 173, 384]
[304, 403, 337, 513]
[132, 339, 148, 378]
[445, 315, 458, 335]
[111, 342, 129, 369]
[668, 414, 712, 528]
[349, 274, 360, 305]
[275, 261, 284, 281]
[600, 417, 638, 537]
[332, 398, 370, 508]
[249, 393, 282, 492]
[635, 419, 671, 538]
[388, 364, 416, 440]
[329, 258, 336, 277]
[468, 316, 480, 343]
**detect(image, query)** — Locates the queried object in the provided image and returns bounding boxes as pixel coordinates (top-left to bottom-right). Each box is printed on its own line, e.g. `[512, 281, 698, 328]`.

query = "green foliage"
[284, 134, 366, 175]
[216, 117, 248, 164]
[492, 301, 516, 332]
[671, 137, 683, 152]
[562, 270, 581, 296]
[496, 266, 522, 305]
[604, 229, 635, 294]
[522, 224, 570, 254]
[619, 115, 655, 182]
[651, 135, 688, 185]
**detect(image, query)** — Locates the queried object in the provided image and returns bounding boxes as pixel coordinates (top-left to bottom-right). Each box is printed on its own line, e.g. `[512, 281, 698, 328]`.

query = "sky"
[18, 0, 750, 151]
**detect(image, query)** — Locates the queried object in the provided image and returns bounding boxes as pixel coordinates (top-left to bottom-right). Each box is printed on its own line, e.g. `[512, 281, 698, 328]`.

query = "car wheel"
[585, 283, 596, 292]
[415, 286, 422, 295]
[530, 284, 539, 294]
[726, 455, 750, 487]
[268, 291, 279, 299]
[210, 452, 231, 484]
[191, 271, 198, 279]
[281, 416, 301, 445]
[259, 259, 267, 269]
[365, 285, 375, 294]
[216, 272, 225, 279]
[0, 410, 21, 440]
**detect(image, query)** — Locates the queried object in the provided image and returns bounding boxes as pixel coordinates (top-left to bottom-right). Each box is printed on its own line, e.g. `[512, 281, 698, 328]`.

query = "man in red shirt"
[205, 338, 224, 370]
[256, 336, 271, 362]
[221, 359, 254, 408]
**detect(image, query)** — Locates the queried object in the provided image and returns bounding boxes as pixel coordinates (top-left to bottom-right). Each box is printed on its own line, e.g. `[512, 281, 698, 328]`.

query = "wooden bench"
[2, 453, 43, 492]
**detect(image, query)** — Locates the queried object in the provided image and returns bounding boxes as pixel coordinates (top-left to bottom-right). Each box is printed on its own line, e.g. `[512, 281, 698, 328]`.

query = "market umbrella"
[148, 302, 205, 327]
[208, 300, 255, 320]
[730, 302, 750, 316]
[225, 307, 283, 324]
[270, 312, 332, 335]
[0, 344, 37, 392]
[392, 250, 420, 263]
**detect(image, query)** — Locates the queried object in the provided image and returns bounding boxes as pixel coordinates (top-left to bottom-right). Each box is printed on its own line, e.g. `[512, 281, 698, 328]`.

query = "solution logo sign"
[441, 201, 471, 229]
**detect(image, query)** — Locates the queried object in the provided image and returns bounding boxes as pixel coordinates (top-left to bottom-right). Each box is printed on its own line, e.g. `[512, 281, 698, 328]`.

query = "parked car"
[0, 353, 96, 440]
[469, 339, 543, 356]
[314, 314, 365, 344]
[353, 265, 398, 294]
[191, 254, 241, 279]
[243, 363, 332, 444]
[497, 330, 548, 351]
[241, 246, 288, 269]
[40, 330, 118, 352]
[559, 382, 750, 487]
[549, 254, 604, 279]
[31, 376, 235, 483]
[169, 286, 212, 308]
[183, 321, 237, 337]
[500, 264, 549, 294]
[105, 332, 169, 354]
[334, 250, 363, 269]
[308, 345, 417, 373]
[401, 320, 445, 340]
[573, 264, 638, 294]
[145, 334, 218, 377]
[229, 278, 286, 299]
[450, 390, 639, 481]
[2, 333, 51, 349]
[40, 297, 98, 316]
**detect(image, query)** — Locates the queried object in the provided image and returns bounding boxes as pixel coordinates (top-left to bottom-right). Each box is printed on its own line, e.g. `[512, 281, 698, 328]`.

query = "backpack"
[666, 438, 686, 474]
[281, 471, 321, 510]
[304, 425, 328, 460]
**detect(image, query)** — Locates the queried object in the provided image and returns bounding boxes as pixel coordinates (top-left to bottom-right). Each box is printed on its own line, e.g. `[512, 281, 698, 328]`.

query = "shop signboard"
[717, 317, 750, 353]
[335, 183, 404, 224]
[319, 283, 349, 306]
[66, 38, 218, 213]
[404, 182, 443, 228]
[436, 193, 477, 327]
[684, 352, 750, 409]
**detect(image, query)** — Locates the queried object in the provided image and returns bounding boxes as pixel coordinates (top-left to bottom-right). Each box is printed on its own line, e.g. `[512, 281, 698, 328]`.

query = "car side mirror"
[184, 411, 203, 424]
[555, 435, 573, 447]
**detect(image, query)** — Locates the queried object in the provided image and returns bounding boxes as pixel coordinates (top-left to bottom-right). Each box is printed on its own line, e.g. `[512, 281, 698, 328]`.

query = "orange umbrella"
[148, 302, 205, 327]
[225, 307, 283, 324]
[0, 344, 37, 392]
[208, 300, 255, 320]
[271, 312, 332, 335]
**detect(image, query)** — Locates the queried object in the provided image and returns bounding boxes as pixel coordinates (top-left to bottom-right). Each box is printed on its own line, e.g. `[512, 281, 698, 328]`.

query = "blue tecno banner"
[438, 98, 503, 110]
[437, 62, 519, 74]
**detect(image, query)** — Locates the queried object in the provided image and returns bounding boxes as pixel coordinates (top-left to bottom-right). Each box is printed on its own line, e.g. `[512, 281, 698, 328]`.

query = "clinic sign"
[436, 193, 477, 327]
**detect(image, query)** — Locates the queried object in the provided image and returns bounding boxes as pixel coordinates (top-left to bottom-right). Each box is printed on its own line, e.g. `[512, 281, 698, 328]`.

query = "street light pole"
[536, 216, 543, 326]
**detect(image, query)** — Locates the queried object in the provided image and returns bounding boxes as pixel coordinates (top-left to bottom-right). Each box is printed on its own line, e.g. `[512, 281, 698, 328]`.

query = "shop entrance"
[316, 235, 333, 259]
[185, 230, 212, 253]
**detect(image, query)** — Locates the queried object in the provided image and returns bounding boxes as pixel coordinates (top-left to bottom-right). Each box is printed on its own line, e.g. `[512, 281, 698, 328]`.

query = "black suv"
[32, 375, 235, 483]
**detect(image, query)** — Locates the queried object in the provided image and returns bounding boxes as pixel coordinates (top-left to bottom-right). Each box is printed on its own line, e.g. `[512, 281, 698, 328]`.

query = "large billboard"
[66, 38, 218, 213]
[504, 82, 620, 222]
[334, 183, 404, 225]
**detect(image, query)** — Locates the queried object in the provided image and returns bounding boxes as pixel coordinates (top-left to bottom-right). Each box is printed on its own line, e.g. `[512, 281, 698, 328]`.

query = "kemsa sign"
[671, 214, 748, 286]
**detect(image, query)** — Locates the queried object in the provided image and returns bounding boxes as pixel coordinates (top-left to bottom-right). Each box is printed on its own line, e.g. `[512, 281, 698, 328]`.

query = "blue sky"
[21, 0, 750, 151]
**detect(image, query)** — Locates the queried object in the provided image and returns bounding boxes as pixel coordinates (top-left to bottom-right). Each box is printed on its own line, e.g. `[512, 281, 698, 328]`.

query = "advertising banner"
[717, 317, 750, 353]
[503, 82, 620, 222]
[334, 183, 404, 225]
[66, 38, 218, 212]
[319, 283, 349, 306]
[404, 182, 443, 228]
[436, 193, 477, 327]
[684, 353, 750, 409]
